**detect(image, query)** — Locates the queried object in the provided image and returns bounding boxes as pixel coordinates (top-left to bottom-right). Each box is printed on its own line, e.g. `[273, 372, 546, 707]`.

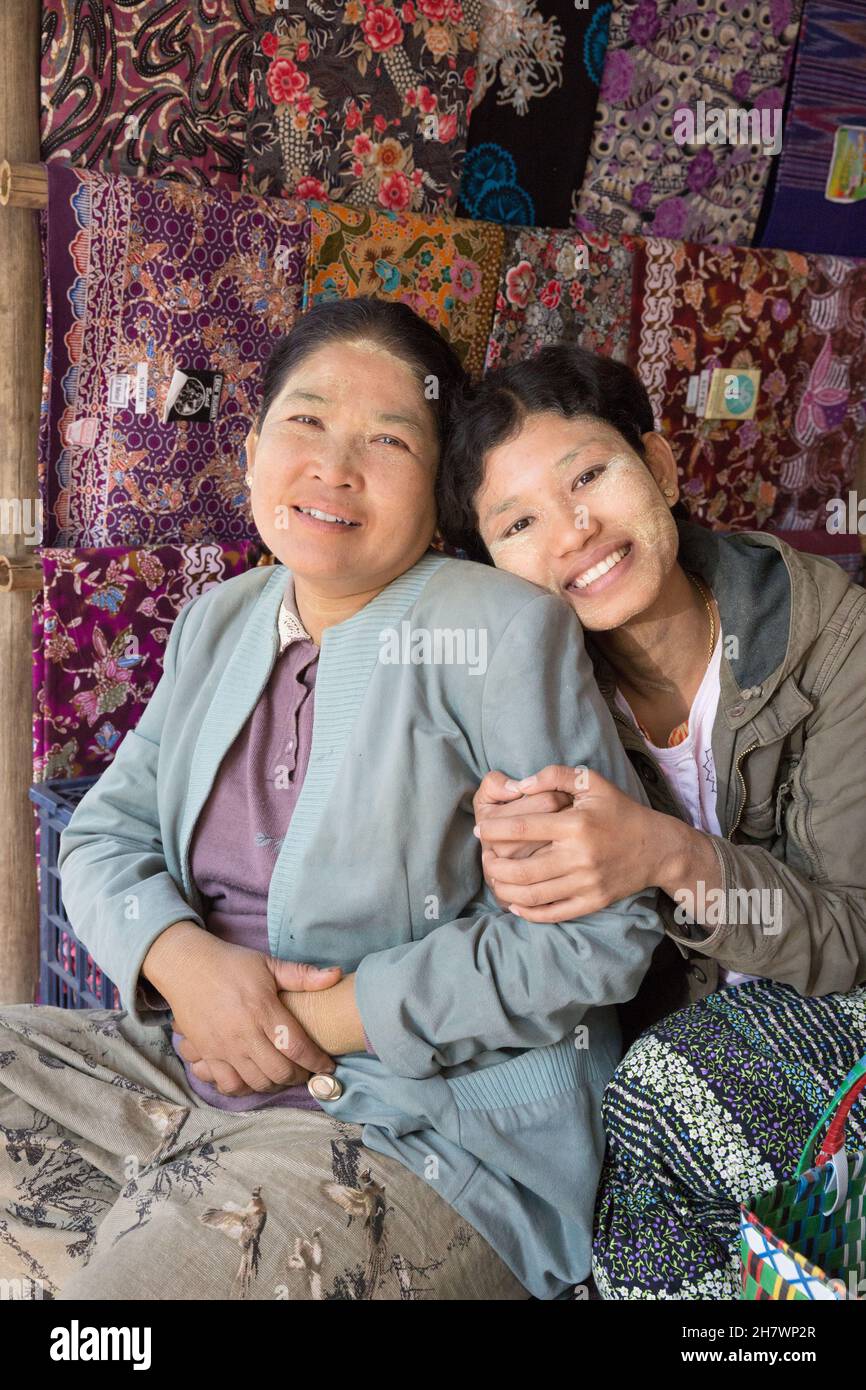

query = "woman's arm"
[345, 594, 664, 1080]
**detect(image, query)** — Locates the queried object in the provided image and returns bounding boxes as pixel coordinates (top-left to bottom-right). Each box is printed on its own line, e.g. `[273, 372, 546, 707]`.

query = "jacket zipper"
[727, 740, 758, 840]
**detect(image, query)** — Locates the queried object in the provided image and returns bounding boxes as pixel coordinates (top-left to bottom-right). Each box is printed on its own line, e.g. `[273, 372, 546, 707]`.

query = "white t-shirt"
[614, 631, 757, 990]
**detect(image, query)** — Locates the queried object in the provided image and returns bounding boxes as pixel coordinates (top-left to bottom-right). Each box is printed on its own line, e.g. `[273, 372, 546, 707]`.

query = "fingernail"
[503, 779, 521, 792]
[516, 775, 537, 790]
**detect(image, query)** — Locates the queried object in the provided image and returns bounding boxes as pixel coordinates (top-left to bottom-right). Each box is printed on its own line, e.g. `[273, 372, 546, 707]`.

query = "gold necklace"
[686, 571, 716, 667]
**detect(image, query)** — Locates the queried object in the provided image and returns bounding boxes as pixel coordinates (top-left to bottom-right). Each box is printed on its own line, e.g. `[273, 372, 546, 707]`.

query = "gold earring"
[245, 473, 253, 486]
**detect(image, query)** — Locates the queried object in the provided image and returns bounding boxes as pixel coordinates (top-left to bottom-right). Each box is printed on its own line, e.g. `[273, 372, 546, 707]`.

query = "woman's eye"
[374, 435, 406, 449]
[572, 466, 604, 489]
[289, 415, 320, 426]
[503, 516, 532, 538]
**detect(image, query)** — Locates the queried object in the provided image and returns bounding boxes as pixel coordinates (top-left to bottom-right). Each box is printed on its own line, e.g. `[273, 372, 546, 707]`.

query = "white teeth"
[572, 544, 630, 590]
[298, 507, 355, 525]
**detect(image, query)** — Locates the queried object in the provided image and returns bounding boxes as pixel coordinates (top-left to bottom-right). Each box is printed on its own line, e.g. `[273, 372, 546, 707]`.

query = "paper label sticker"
[134, 362, 149, 415]
[826, 125, 866, 204]
[66, 417, 98, 447]
[704, 368, 760, 420]
[686, 375, 699, 411]
[696, 368, 712, 419]
[163, 369, 224, 424]
[108, 374, 132, 409]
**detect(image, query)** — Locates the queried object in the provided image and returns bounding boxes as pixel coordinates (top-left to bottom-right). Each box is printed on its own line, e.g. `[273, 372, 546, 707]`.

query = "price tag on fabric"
[108, 374, 132, 409]
[704, 368, 760, 420]
[162, 368, 224, 425]
[826, 125, 866, 203]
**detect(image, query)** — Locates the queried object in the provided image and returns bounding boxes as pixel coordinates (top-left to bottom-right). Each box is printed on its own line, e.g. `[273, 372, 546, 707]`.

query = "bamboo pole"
[0, 3, 43, 1003]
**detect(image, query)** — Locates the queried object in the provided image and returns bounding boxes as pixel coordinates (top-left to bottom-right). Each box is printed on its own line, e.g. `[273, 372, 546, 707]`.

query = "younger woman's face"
[244, 339, 439, 595]
[474, 411, 680, 630]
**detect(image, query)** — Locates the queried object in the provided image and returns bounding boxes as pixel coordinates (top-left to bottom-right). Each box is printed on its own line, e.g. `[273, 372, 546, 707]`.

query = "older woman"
[437, 342, 866, 1300]
[0, 300, 660, 1301]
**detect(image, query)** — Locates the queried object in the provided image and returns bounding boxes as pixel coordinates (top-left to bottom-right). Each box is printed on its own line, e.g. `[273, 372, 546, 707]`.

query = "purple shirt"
[138, 576, 375, 1111]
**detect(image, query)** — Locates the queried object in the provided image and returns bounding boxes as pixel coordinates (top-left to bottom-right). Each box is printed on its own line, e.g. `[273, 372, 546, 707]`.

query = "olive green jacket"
[590, 520, 866, 1018]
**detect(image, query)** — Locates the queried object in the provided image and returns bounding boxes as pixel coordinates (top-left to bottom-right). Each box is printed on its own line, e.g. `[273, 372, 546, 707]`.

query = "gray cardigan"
[58, 551, 662, 1299]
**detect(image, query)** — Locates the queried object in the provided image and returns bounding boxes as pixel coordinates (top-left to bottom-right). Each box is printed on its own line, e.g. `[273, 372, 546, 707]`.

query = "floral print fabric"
[32, 543, 261, 783]
[40, 1, 259, 189]
[44, 163, 309, 547]
[485, 224, 638, 369]
[242, 0, 481, 214]
[631, 238, 866, 530]
[458, 0, 612, 228]
[574, 0, 804, 246]
[303, 197, 504, 376]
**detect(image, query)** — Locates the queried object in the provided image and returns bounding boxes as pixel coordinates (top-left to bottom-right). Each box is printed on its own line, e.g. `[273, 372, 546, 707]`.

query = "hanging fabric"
[242, 0, 481, 215]
[40, 0, 260, 189]
[756, 0, 866, 256]
[42, 163, 309, 547]
[574, 0, 804, 246]
[631, 238, 866, 530]
[303, 197, 504, 376]
[485, 224, 638, 370]
[32, 542, 262, 784]
[457, 0, 612, 229]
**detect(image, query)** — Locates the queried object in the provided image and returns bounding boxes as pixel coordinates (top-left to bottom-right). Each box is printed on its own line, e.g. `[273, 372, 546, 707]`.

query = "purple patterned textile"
[40, 1, 260, 190]
[44, 163, 309, 547]
[758, 0, 866, 256]
[32, 542, 261, 783]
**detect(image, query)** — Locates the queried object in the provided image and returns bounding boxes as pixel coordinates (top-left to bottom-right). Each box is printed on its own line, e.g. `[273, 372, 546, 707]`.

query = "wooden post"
[0, 3, 43, 1003]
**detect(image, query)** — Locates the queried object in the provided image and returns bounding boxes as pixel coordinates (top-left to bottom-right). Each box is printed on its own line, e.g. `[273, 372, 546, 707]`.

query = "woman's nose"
[306, 441, 361, 486]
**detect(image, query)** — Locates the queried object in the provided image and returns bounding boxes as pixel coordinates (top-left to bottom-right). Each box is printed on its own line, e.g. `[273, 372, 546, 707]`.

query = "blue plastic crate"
[29, 777, 121, 1010]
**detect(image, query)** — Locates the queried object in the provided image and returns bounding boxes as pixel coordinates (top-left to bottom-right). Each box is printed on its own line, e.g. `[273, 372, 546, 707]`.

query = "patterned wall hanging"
[40, 1, 260, 189]
[757, 0, 866, 257]
[458, 0, 612, 229]
[485, 223, 638, 368]
[631, 238, 866, 530]
[243, 0, 481, 214]
[574, 0, 804, 246]
[32, 542, 262, 784]
[303, 196, 504, 375]
[44, 163, 309, 548]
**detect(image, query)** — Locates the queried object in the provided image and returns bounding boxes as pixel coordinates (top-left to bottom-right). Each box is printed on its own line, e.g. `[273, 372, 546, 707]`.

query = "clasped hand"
[473, 764, 659, 920]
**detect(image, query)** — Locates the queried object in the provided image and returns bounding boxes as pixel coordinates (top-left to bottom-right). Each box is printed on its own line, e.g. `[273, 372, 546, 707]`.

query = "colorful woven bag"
[740, 1053, 866, 1299]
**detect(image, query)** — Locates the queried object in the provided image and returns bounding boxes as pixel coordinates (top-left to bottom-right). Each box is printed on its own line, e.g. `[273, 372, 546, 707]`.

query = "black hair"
[438, 342, 689, 562]
[255, 296, 470, 453]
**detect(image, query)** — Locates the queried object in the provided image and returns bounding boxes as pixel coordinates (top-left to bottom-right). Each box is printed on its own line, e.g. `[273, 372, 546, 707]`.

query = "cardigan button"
[307, 1073, 343, 1102]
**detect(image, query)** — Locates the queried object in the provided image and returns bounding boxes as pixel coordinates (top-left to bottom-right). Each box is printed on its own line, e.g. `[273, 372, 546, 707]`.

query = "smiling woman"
[0, 298, 663, 1302]
[438, 341, 866, 1300]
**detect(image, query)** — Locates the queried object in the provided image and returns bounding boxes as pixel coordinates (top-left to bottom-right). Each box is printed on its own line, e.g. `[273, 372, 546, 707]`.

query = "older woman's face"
[245, 339, 439, 593]
[475, 412, 680, 631]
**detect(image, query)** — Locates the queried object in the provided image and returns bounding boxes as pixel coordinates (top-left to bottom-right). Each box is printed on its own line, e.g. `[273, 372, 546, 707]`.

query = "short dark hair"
[438, 342, 687, 562]
[255, 296, 469, 453]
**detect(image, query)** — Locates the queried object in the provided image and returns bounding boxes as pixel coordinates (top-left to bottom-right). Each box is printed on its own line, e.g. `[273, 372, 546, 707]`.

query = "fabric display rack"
[0, 0, 865, 1007]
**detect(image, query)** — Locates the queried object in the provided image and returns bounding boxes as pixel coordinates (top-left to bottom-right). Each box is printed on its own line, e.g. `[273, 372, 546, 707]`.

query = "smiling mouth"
[294, 506, 360, 527]
[567, 542, 632, 592]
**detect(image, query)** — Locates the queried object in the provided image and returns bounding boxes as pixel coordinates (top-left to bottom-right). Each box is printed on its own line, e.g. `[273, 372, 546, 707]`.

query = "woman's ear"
[244, 427, 257, 484]
[641, 431, 679, 506]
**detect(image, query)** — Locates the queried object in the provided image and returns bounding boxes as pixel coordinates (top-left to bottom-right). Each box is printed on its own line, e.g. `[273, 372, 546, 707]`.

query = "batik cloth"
[303, 198, 504, 376]
[0, 1003, 529, 1300]
[574, 0, 804, 246]
[242, 0, 481, 214]
[484, 225, 638, 370]
[40, 1, 259, 189]
[32, 543, 261, 784]
[774, 255, 866, 527]
[44, 164, 309, 547]
[632, 238, 866, 530]
[458, 0, 612, 228]
[592, 978, 866, 1299]
[757, 0, 866, 257]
